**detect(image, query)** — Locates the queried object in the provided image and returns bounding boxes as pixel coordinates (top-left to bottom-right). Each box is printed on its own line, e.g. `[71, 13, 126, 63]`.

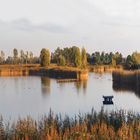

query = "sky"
[0, 0, 140, 56]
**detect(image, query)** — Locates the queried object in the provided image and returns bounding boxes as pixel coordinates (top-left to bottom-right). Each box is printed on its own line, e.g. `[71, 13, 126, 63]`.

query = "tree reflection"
[113, 80, 140, 98]
[74, 82, 82, 94]
[74, 80, 87, 94]
[82, 80, 87, 94]
[41, 77, 51, 97]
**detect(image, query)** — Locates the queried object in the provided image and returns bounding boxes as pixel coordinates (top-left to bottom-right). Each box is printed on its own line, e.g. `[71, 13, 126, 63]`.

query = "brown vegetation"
[112, 69, 140, 86]
[88, 65, 123, 73]
[0, 64, 88, 80]
[113, 70, 140, 98]
[0, 109, 140, 139]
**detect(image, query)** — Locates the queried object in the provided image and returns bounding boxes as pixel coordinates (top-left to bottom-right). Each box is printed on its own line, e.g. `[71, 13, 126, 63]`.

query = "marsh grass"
[113, 70, 140, 97]
[88, 65, 122, 73]
[0, 109, 140, 139]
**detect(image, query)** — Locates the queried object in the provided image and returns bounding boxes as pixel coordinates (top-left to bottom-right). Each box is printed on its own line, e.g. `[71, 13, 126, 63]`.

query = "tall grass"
[0, 109, 140, 139]
[113, 70, 140, 97]
[88, 65, 123, 73]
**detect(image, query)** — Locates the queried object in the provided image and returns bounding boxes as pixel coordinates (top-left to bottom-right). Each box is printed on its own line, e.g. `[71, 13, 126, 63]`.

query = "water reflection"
[83, 80, 87, 92]
[41, 77, 51, 96]
[74, 82, 82, 93]
[74, 80, 87, 94]
[113, 80, 140, 98]
[2, 73, 140, 121]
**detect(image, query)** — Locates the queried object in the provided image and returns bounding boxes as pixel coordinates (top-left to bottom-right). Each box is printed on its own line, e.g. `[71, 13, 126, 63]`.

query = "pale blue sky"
[0, 0, 140, 56]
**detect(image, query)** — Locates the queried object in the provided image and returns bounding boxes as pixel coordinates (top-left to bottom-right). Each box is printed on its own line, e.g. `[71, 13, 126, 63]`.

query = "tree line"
[51, 46, 87, 68]
[1, 47, 140, 69]
[0, 49, 39, 65]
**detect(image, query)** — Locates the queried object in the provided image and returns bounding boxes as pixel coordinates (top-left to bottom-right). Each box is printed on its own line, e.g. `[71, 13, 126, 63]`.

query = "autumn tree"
[57, 55, 66, 66]
[20, 50, 25, 64]
[113, 52, 123, 65]
[13, 48, 19, 64]
[25, 51, 29, 64]
[74, 47, 81, 67]
[40, 48, 50, 67]
[131, 51, 140, 65]
[0, 51, 5, 64]
[81, 47, 87, 68]
[29, 51, 33, 64]
[112, 56, 116, 66]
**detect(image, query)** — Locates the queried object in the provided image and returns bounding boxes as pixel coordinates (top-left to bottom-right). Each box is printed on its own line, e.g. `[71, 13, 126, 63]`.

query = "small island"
[1, 47, 139, 78]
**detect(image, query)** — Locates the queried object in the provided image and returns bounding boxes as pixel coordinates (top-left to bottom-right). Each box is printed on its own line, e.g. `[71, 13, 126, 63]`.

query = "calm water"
[0, 73, 140, 120]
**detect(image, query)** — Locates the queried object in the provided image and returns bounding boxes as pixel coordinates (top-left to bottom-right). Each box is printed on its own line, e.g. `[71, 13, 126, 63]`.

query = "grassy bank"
[113, 70, 140, 98]
[88, 65, 123, 73]
[0, 64, 123, 73]
[0, 64, 82, 71]
[0, 109, 140, 139]
[0, 64, 88, 80]
[0, 64, 122, 71]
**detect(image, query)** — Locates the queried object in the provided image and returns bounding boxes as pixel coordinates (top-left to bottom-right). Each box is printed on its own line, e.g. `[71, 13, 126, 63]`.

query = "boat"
[103, 96, 114, 105]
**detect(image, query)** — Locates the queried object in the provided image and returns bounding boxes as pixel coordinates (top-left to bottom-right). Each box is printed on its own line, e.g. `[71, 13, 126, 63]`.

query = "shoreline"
[0, 64, 88, 80]
[0, 64, 124, 80]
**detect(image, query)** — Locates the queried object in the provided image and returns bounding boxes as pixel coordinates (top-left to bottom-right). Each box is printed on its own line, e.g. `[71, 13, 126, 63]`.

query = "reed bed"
[88, 65, 123, 73]
[113, 70, 140, 97]
[0, 64, 83, 72]
[0, 109, 140, 139]
[112, 69, 140, 83]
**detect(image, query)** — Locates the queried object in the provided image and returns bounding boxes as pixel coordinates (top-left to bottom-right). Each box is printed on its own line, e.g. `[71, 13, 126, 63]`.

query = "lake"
[0, 72, 140, 120]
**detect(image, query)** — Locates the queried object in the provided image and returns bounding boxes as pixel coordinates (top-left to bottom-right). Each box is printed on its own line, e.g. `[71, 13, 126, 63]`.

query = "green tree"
[25, 51, 29, 64]
[20, 50, 25, 64]
[0, 51, 5, 64]
[29, 51, 33, 64]
[92, 52, 101, 65]
[74, 47, 81, 67]
[131, 52, 140, 65]
[51, 47, 62, 63]
[40, 48, 50, 67]
[100, 52, 105, 64]
[81, 47, 87, 68]
[112, 56, 116, 66]
[13, 48, 18, 58]
[13, 48, 18, 64]
[104, 53, 111, 64]
[58, 55, 66, 66]
[126, 55, 133, 69]
[114, 52, 123, 65]
[62, 47, 71, 65]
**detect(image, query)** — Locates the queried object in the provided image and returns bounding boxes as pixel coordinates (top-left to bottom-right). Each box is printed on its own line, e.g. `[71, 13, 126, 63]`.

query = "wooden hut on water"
[103, 96, 114, 105]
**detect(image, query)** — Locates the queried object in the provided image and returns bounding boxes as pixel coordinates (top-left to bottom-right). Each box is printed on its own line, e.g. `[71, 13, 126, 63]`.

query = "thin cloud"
[0, 0, 140, 56]
[0, 19, 69, 33]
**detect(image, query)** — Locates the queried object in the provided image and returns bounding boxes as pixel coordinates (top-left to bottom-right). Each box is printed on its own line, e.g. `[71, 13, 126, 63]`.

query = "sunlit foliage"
[0, 109, 140, 139]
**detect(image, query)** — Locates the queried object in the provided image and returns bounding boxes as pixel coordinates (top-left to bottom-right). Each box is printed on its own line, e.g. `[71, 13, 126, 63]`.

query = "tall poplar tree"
[81, 47, 87, 68]
[40, 48, 50, 66]
[74, 47, 81, 67]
